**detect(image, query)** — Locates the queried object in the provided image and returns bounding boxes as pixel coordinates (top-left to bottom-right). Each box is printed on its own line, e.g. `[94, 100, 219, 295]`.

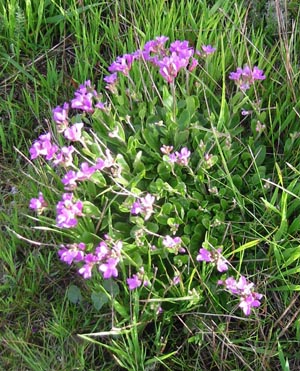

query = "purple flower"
[201, 45, 216, 56]
[131, 194, 155, 220]
[99, 257, 119, 279]
[229, 67, 243, 81]
[131, 200, 142, 215]
[196, 248, 213, 263]
[52, 146, 75, 167]
[78, 253, 99, 279]
[252, 66, 266, 80]
[61, 170, 78, 190]
[176, 147, 191, 166]
[108, 54, 135, 76]
[157, 54, 187, 83]
[29, 132, 58, 161]
[219, 275, 263, 315]
[142, 36, 169, 61]
[163, 235, 182, 248]
[188, 58, 198, 72]
[71, 80, 97, 113]
[29, 192, 48, 214]
[229, 65, 266, 91]
[94, 158, 105, 170]
[95, 241, 109, 261]
[127, 274, 142, 290]
[163, 235, 185, 253]
[173, 275, 180, 285]
[56, 193, 83, 228]
[64, 123, 84, 142]
[52, 102, 69, 132]
[58, 243, 85, 265]
[196, 247, 228, 272]
[168, 147, 191, 166]
[76, 162, 96, 181]
[170, 40, 194, 59]
[104, 72, 118, 84]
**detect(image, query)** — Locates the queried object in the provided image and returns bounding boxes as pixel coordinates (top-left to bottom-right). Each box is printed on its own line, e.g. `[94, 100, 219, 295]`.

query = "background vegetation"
[1, 0, 300, 370]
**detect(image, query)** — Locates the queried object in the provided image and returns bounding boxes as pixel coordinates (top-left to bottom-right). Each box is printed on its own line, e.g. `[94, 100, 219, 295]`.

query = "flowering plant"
[29, 36, 266, 333]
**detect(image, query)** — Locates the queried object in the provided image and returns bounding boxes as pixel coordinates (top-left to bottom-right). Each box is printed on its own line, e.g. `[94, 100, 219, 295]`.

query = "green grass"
[1, 0, 300, 370]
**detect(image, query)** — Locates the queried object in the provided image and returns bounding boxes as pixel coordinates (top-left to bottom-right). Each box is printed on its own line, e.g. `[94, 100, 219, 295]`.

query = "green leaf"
[228, 239, 262, 256]
[146, 222, 159, 233]
[113, 300, 129, 319]
[67, 285, 82, 304]
[133, 151, 145, 173]
[186, 96, 198, 115]
[82, 201, 102, 217]
[157, 161, 172, 181]
[288, 216, 300, 235]
[178, 109, 191, 130]
[142, 127, 160, 150]
[90, 171, 107, 187]
[103, 279, 120, 296]
[162, 85, 173, 111]
[174, 130, 189, 147]
[91, 292, 109, 311]
[116, 154, 131, 173]
[261, 198, 281, 215]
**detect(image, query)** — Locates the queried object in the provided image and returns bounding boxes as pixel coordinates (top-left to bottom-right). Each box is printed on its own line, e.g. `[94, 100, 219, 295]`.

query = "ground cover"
[1, 1, 300, 370]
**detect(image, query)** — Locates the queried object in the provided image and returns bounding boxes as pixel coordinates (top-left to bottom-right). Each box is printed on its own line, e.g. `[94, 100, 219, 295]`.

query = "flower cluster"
[168, 147, 191, 166]
[161, 145, 191, 166]
[162, 235, 185, 254]
[218, 276, 263, 316]
[196, 247, 228, 272]
[28, 36, 265, 314]
[126, 266, 150, 290]
[229, 65, 266, 91]
[131, 193, 155, 221]
[106, 36, 216, 85]
[56, 193, 83, 228]
[196, 246, 262, 315]
[29, 133, 58, 160]
[58, 238, 122, 280]
[29, 192, 48, 214]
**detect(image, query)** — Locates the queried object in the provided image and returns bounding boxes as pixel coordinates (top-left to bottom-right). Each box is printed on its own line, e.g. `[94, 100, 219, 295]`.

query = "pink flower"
[56, 193, 83, 228]
[196, 247, 228, 272]
[52, 146, 75, 167]
[58, 243, 85, 265]
[131, 194, 155, 220]
[229, 65, 266, 91]
[64, 123, 84, 142]
[219, 275, 263, 315]
[76, 162, 96, 181]
[52, 102, 69, 132]
[71, 80, 97, 113]
[157, 54, 187, 83]
[99, 257, 119, 279]
[239, 292, 263, 316]
[201, 45, 216, 56]
[61, 170, 78, 190]
[29, 132, 58, 161]
[108, 54, 135, 76]
[78, 254, 99, 279]
[29, 192, 48, 214]
[127, 274, 142, 290]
